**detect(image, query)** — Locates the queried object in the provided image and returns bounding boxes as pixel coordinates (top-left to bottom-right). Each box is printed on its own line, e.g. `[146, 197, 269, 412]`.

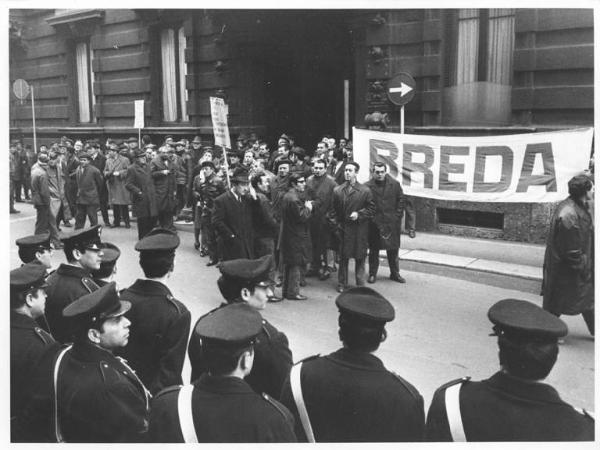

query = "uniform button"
[103, 364, 108, 367]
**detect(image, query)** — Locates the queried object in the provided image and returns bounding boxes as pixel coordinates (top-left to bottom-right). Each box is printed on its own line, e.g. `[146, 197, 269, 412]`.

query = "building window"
[75, 41, 95, 123]
[443, 9, 515, 126]
[160, 26, 188, 122]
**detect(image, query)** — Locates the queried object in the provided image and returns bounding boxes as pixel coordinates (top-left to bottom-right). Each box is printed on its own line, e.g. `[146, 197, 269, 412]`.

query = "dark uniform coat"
[328, 182, 376, 259]
[425, 371, 594, 441]
[45, 264, 99, 343]
[542, 197, 594, 315]
[280, 188, 312, 266]
[366, 174, 406, 250]
[104, 154, 131, 205]
[10, 311, 58, 422]
[116, 279, 191, 395]
[150, 157, 177, 213]
[189, 304, 293, 399]
[148, 374, 296, 443]
[212, 190, 256, 261]
[75, 164, 103, 205]
[125, 160, 158, 219]
[280, 348, 425, 442]
[17, 341, 150, 442]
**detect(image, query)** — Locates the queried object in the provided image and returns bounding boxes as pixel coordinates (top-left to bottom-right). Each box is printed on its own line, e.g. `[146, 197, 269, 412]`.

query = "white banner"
[353, 127, 593, 203]
[133, 100, 144, 129]
[210, 97, 231, 149]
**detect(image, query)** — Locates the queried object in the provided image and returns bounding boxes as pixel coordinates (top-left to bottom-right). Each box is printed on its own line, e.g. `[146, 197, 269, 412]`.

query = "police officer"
[279, 286, 424, 442]
[10, 264, 57, 439]
[425, 298, 594, 441]
[116, 228, 191, 395]
[149, 303, 296, 443]
[90, 242, 121, 286]
[188, 254, 292, 399]
[44, 226, 103, 343]
[15, 233, 54, 271]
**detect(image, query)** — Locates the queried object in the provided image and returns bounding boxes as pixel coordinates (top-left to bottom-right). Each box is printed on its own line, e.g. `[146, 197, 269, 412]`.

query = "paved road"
[9, 204, 595, 412]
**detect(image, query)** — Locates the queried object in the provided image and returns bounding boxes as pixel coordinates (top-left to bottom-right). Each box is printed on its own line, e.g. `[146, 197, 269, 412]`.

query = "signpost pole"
[138, 128, 141, 149]
[400, 106, 405, 135]
[31, 85, 37, 152]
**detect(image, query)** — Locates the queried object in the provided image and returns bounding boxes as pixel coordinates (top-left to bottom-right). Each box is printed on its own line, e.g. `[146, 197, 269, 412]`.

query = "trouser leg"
[35, 204, 50, 234]
[284, 264, 301, 297]
[74, 204, 87, 229]
[387, 248, 400, 275]
[355, 258, 366, 286]
[122, 205, 130, 225]
[582, 309, 595, 336]
[137, 216, 157, 240]
[48, 198, 61, 243]
[87, 205, 99, 226]
[112, 204, 122, 225]
[338, 257, 349, 287]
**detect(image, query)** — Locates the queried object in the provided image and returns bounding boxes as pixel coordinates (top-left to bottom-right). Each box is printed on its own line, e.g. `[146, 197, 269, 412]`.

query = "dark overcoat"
[148, 374, 296, 443]
[328, 181, 375, 259]
[89, 152, 109, 205]
[307, 173, 337, 252]
[212, 190, 256, 261]
[279, 348, 425, 442]
[125, 161, 158, 219]
[104, 154, 131, 205]
[280, 188, 312, 266]
[425, 371, 594, 441]
[366, 174, 405, 250]
[116, 279, 191, 395]
[542, 197, 594, 315]
[150, 157, 177, 212]
[188, 304, 293, 400]
[75, 164, 103, 205]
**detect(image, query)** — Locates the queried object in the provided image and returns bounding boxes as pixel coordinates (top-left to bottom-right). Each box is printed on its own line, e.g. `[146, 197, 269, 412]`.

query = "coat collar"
[325, 347, 386, 372]
[194, 373, 255, 395]
[71, 339, 116, 363]
[56, 263, 92, 278]
[127, 278, 173, 296]
[10, 310, 38, 329]
[485, 371, 566, 406]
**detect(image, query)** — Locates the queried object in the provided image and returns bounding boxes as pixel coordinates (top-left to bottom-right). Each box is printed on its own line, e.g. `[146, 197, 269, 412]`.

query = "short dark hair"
[251, 172, 267, 190]
[201, 340, 254, 376]
[289, 172, 305, 186]
[10, 286, 41, 310]
[568, 175, 593, 199]
[18, 247, 38, 264]
[372, 162, 387, 171]
[217, 276, 257, 303]
[139, 252, 174, 278]
[91, 260, 117, 280]
[345, 161, 360, 172]
[498, 334, 558, 380]
[338, 313, 384, 353]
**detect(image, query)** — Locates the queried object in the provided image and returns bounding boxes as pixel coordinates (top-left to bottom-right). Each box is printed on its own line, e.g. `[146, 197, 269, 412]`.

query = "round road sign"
[387, 72, 416, 106]
[13, 78, 30, 100]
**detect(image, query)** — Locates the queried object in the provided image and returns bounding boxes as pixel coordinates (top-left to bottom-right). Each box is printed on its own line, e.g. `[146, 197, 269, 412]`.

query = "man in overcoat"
[196, 160, 225, 265]
[212, 167, 256, 261]
[125, 148, 158, 239]
[542, 174, 594, 336]
[366, 162, 416, 284]
[104, 143, 131, 228]
[74, 152, 103, 229]
[151, 146, 177, 230]
[328, 162, 375, 292]
[280, 172, 313, 300]
[88, 142, 111, 226]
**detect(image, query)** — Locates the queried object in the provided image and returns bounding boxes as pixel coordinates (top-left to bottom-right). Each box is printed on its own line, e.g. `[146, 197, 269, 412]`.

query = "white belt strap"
[177, 385, 198, 443]
[54, 345, 73, 443]
[290, 363, 316, 443]
[445, 383, 466, 442]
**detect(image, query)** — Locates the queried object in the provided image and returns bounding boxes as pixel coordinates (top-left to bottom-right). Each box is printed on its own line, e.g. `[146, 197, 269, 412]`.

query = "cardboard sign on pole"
[210, 97, 231, 149]
[134, 100, 145, 129]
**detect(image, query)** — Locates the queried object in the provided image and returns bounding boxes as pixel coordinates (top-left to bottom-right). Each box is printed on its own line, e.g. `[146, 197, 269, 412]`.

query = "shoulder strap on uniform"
[574, 406, 595, 420]
[81, 277, 99, 293]
[177, 385, 198, 443]
[54, 345, 73, 443]
[290, 362, 316, 443]
[445, 382, 466, 442]
[166, 294, 182, 314]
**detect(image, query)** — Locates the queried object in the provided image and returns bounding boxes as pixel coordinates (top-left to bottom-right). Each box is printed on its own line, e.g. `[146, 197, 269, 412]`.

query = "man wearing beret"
[188, 254, 293, 399]
[150, 303, 296, 442]
[116, 229, 191, 395]
[425, 299, 594, 441]
[15, 233, 54, 271]
[74, 152, 103, 229]
[44, 226, 103, 343]
[542, 174, 595, 336]
[17, 282, 150, 442]
[10, 264, 58, 440]
[280, 286, 424, 442]
[91, 242, 121, 286]
[126, 148, 158, 239]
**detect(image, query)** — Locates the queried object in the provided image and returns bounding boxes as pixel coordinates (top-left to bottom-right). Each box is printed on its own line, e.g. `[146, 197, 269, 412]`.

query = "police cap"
[100, 242, 121, 265]
[336, 286, 395, 323]
[63, 281, 130, 323]
[201, 160, 215, 169]
[488, 299, 568, 340]
[16, 233, 52, 253]
[219, 254, 273, 288]
[135, 228, 180, 253]
[61, 225, 102, 251]
[10, 263, 48, 293]
[195, 303, 262, 345]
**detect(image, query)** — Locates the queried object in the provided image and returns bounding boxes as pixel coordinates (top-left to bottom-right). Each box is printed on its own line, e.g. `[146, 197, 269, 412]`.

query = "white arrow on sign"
[389, 82, 413, 97]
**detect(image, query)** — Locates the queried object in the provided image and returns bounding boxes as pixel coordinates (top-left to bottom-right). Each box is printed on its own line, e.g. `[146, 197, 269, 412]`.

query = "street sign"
[13, 78, 30, 100]
[387, 72, 416, 106]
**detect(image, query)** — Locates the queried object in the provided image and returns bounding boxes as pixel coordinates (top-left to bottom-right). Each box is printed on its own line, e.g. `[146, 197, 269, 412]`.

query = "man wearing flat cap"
[91, 242, 121, 286]
[126, 148, 158, 239]
[73, 151, 104, 229]
[17, 282, 150, 442]
[425, 299, 594, 441]
[150, 303, 296, 443]
[44, 226, 103, 343]
[10, 264, 58, 438]
[15, 233, 54, 271]
[212, 167, 257, 261]
[188, 254, 293, 400]
[116, 228, 191, 395]
[104, 142, 131, 228]
[542, 174, 594, 336]
[86, 142, 111, 227]
[151, 146, 177, 230]
[280, 286, 424, 442]
[193, 160, 225, 263]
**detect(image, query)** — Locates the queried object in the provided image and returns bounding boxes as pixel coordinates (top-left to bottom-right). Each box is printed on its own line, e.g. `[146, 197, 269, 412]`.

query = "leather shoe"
[286, 294, 307, 301]
[125, 223, 131, 229]
[268, 295, 284, 303]
[194, 242, 200, 250]
[336, 284, 346, 293]
[390, 273, 406, 283]
[206, 259, 218, 267]
[367, 275, 376, 284]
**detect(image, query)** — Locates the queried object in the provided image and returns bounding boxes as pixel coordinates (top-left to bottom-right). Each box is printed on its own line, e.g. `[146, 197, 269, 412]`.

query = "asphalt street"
[9, 203, 595, 412]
